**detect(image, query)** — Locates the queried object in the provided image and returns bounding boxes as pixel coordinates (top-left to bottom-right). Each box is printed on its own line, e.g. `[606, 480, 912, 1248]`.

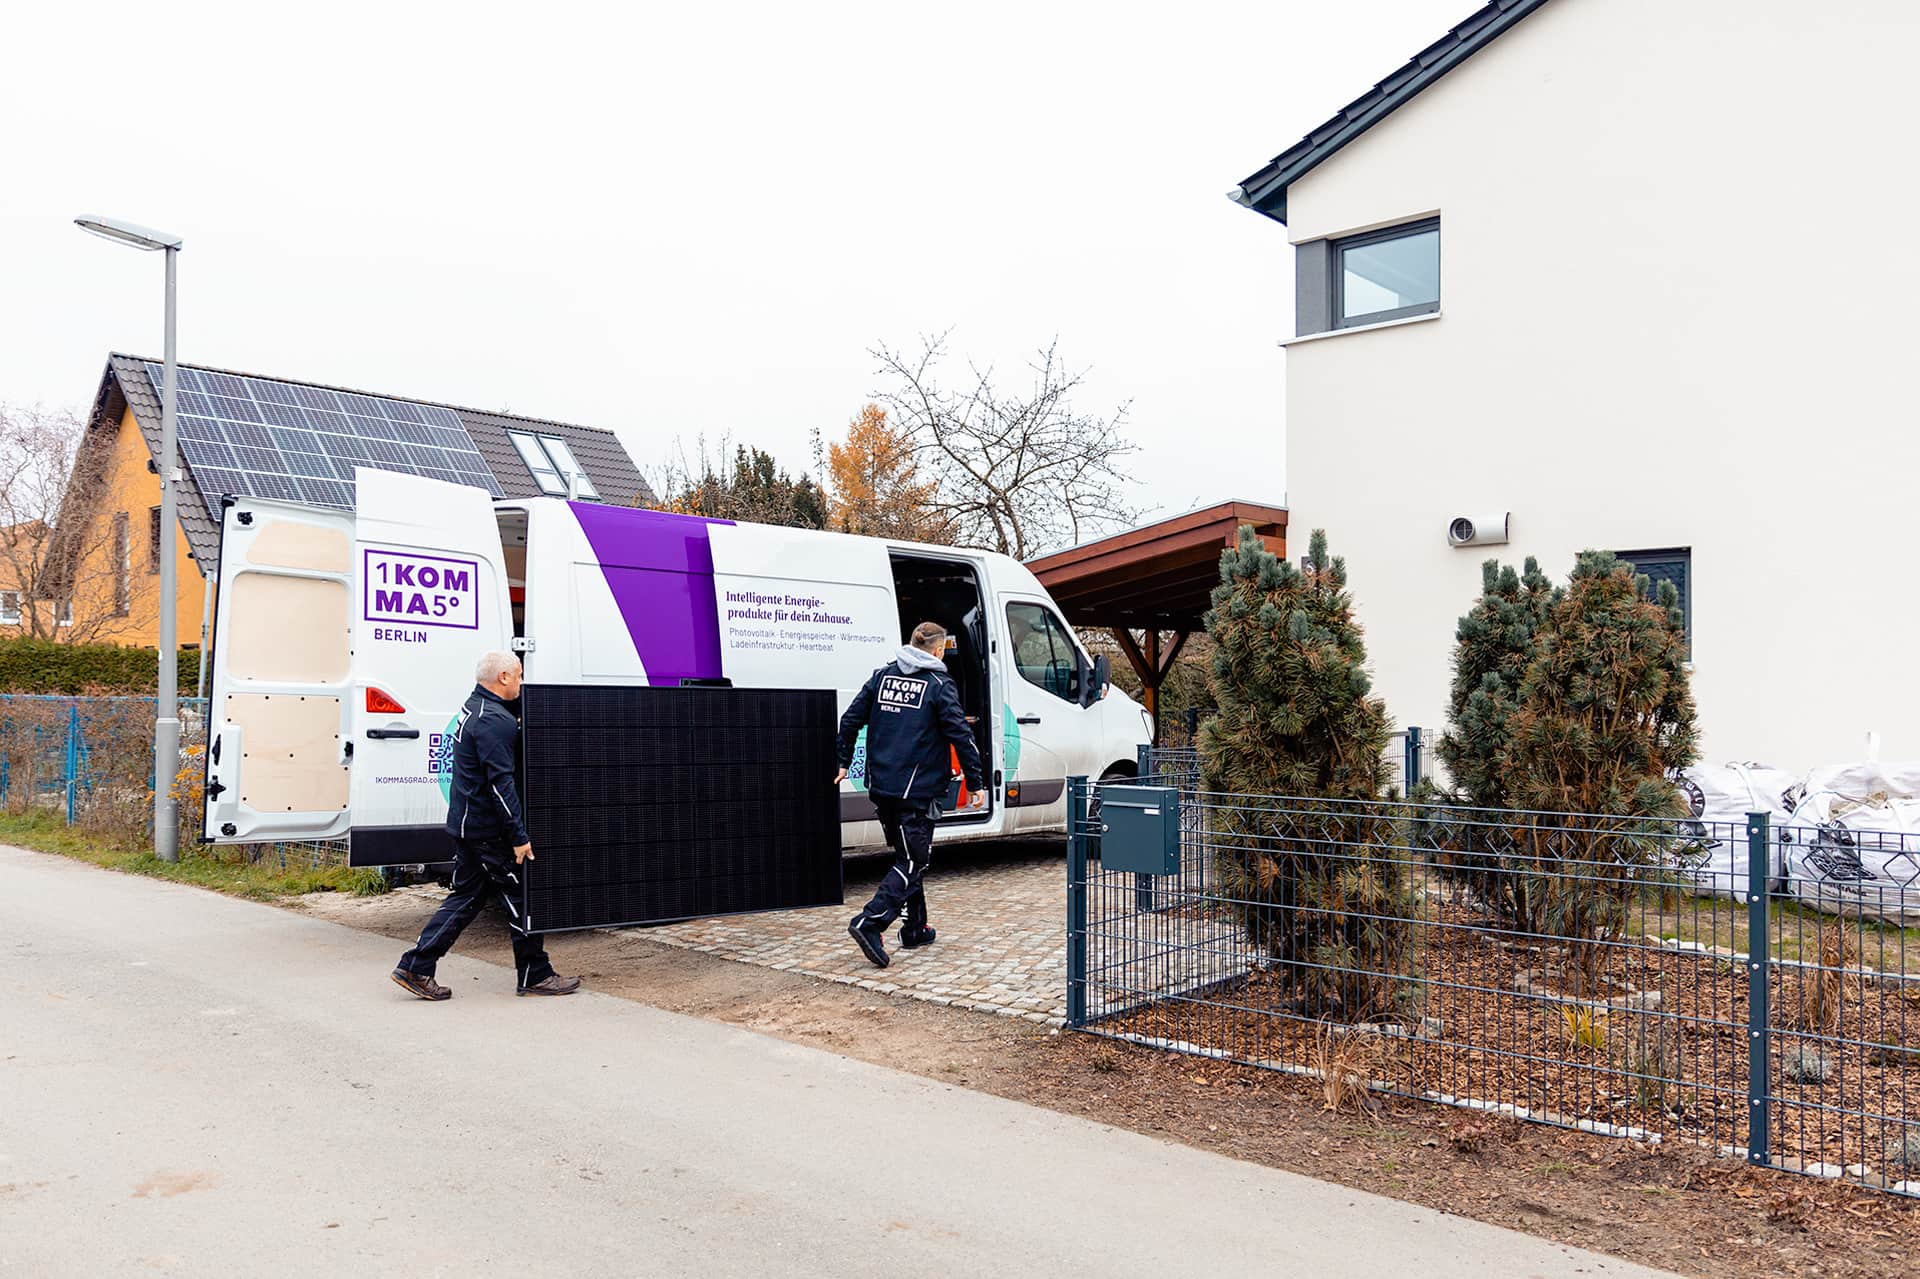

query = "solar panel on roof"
[144, 363, 505, 513]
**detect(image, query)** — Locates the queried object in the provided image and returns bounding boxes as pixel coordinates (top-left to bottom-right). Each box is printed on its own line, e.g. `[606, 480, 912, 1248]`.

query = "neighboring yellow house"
[57, 354, 650, 650]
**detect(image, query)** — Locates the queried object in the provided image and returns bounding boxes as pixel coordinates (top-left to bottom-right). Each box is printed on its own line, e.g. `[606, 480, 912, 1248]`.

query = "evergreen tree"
[1198, 527, 1411, 1019]
[1501, 551, 1700, 981]
[1420, 557, 1558, 924]
[1436, 557, 1557, 807]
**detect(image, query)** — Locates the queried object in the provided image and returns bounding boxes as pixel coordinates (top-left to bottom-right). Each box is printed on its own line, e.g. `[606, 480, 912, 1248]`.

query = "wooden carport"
[1028, 501, 1287, 740]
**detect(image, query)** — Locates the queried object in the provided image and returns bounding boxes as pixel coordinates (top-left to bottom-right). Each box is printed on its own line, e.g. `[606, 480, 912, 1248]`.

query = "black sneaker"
[848, 916, 890, 968]
[900, 925, 937, 949]
[391, 968, 451, 1001]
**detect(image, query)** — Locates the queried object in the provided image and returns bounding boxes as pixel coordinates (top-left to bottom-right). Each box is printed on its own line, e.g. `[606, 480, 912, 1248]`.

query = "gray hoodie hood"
[894, 644, 947, 675]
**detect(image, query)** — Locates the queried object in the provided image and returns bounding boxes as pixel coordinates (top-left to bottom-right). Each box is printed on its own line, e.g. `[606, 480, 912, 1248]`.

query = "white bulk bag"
[1781, 788, 1920, 926]
[1673, 763, 1798, 900]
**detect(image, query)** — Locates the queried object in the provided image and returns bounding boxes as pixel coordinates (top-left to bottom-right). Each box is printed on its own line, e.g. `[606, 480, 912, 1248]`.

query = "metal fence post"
[64, 704, 80, 825]
[1066, 775, 1089, 1029]
[1746, 810, 1771, 1167]
[1136, 742, 1151, 778]
[1404, 726, 1423, 790]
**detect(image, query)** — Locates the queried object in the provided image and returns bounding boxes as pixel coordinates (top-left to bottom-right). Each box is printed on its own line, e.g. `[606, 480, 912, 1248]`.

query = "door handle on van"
[366, 727, 421, 740]
[1016, 715, 1041, 725]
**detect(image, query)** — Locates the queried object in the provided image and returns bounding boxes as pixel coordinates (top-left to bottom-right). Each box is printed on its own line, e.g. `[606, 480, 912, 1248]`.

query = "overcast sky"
[1, 0, 1462, 545]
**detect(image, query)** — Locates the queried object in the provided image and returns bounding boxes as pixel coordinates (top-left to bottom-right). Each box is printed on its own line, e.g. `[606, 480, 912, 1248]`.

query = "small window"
[1335, 218, 1440, 328]
[56, 599, 72, 627]
[149, 506, 163, 573]
[508, 431, 597, 498]
[1616, 547, 1691, 652]
[0, 591, 19, 625]
[1006, 602, 1082, 703]
[113, 511, 131, 617]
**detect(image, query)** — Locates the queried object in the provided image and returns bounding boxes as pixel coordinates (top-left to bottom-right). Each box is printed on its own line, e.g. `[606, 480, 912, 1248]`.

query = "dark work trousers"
[857, 795, 939, 933]
[397, 837, 554, 990]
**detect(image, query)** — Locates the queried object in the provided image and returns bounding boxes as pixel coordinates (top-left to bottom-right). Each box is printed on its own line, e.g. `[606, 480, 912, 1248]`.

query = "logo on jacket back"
[878, 674, 928, 712]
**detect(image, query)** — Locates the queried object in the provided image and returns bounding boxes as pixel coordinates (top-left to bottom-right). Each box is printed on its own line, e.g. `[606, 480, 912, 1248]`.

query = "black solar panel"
[514, 684, 844, 933]
[143, 363, 505, 512]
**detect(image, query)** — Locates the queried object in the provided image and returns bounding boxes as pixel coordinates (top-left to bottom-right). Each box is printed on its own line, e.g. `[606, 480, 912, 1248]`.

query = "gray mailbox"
[1098, 785, 1182, 876]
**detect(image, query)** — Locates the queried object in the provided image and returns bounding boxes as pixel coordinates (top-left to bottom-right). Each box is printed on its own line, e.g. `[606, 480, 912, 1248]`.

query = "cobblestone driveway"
[638, 842, 1070, 1024]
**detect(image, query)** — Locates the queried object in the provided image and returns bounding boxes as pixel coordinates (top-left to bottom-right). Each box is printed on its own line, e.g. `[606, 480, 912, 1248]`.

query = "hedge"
[0, 639, 202, 696]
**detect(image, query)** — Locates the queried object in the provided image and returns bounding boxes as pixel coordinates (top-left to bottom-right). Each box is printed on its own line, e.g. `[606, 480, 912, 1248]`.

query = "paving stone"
[639, 846, 1074, 1027]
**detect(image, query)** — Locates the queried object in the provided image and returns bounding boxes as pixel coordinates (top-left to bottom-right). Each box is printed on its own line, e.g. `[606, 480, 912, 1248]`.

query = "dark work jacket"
[837, 656, 986, 802]
[443, 685, 529, 845]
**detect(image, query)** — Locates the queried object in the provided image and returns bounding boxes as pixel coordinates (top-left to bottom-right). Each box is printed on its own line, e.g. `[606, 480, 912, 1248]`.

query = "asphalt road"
[0, 844, 1679, 1278]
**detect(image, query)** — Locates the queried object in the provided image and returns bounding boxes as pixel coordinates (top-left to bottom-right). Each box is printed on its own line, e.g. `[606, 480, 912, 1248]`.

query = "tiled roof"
[1231, 0, 1553, 224]
[95, 354, 654, 570]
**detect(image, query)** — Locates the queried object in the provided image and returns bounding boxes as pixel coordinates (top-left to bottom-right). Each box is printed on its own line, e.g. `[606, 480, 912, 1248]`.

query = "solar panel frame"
[145, 363, 505, 513]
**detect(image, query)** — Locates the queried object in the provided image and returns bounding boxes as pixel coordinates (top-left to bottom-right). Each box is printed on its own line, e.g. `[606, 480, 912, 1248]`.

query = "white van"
[202, 469, 1152, 865]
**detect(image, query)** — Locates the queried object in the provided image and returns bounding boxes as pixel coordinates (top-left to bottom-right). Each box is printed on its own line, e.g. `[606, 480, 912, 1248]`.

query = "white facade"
[1276, 0, 1920, 772]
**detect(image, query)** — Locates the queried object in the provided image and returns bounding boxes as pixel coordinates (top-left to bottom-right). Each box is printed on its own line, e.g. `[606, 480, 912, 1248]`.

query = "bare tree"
[870, 333, 1139, 559]
[0, 402, 154, 643]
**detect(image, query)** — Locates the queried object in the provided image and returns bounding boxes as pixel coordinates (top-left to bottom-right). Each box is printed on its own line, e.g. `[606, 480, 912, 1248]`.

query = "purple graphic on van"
[566, 502, 732, 685]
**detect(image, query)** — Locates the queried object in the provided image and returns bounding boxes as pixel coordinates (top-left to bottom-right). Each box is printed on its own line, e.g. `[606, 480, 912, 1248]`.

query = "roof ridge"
[106, 351, 625, 440]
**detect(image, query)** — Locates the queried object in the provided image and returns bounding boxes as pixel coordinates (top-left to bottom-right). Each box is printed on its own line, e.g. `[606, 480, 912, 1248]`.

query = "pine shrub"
[1199, 527, 1412, 1020]
[1418, 557, 1559, 923]
[1436, 557, 1557, 807]
[1501, 552, 1699, 980]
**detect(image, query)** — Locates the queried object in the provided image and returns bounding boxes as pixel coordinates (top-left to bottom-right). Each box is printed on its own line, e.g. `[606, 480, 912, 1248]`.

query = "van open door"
[203, 470, 512, 864]
[201, 499, 355, 845]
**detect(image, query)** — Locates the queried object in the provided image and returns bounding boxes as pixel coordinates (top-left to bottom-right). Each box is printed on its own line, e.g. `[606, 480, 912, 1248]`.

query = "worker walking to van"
[391, 651, 581, 1000]
[836, 621, 986, 968]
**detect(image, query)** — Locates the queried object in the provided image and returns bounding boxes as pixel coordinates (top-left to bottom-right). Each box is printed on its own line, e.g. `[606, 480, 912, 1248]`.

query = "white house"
[1230, 0, 1920, 772]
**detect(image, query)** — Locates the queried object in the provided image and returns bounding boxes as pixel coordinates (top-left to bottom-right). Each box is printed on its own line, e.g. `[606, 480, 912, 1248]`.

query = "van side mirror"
[1083, 653, 1110, 707]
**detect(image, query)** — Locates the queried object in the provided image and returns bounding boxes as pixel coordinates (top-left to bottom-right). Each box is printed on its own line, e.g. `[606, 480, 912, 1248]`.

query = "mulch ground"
[1098, 897, 1920, 1185]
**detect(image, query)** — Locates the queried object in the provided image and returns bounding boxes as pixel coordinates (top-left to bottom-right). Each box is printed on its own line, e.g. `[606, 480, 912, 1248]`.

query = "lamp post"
[76, 214, 184, 862]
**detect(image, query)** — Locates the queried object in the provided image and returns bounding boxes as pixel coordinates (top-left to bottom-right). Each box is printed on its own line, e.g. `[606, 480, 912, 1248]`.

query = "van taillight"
[366, 688, 406, 715]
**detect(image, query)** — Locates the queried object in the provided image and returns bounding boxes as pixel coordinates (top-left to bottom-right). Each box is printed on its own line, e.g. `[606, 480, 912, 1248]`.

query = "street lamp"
[76, 213, 185, 863]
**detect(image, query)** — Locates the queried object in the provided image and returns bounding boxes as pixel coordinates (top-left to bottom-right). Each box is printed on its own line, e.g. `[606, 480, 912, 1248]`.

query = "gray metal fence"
[1067, 756, 1919, 1198]
[0, 694, 345, 869]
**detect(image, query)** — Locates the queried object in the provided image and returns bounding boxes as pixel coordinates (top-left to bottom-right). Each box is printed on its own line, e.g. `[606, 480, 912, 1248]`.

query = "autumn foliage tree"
[825, 404, 945, 541]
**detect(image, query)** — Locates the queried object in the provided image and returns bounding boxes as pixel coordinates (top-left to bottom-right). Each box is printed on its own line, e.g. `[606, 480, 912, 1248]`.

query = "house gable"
[1230, 0, 1553, 224]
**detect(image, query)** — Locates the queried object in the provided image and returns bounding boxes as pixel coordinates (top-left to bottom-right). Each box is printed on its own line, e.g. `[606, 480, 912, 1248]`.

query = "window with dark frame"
[0, 591, 19, 625]
[1334, 217, 1440, 329]
[113, 511, 131, 617]
[148, 506, 163, 573]
[1615, 547, 1692, 655]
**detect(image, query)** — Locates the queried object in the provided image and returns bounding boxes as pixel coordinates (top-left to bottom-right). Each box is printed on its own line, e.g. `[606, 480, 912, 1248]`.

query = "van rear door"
[202, 500, 355, 844]
[202, 470, 511, 862]
[347, 470, 512, 865]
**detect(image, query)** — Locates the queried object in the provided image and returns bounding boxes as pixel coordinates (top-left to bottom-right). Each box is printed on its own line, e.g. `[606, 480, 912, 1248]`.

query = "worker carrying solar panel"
[390, 650, 582, 1001]
[835, 621, 987, 969]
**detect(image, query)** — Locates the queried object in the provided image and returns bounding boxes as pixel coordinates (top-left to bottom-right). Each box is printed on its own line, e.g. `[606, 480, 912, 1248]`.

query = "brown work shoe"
[517, 973, 582, 997]
[391, 969, 451, 1001]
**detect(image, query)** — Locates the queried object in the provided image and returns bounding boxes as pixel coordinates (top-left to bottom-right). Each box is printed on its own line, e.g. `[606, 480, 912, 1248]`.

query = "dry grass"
[1312, 1025, 1382, 1119]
